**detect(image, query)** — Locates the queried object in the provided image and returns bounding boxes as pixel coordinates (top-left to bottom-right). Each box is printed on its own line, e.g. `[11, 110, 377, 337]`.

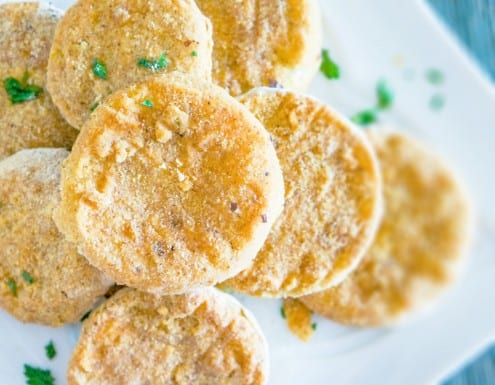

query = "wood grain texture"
[428, 1, 495, 383]
[443, 346, 495, 385]
[428, 0, 495, 82]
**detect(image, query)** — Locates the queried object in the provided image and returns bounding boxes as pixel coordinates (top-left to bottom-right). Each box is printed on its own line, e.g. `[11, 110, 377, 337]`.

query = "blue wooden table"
[427, 2, 495, 384]
[428, 0, 495, 82]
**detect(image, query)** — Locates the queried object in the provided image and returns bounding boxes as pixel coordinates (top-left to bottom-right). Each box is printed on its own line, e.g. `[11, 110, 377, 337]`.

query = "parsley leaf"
[7, 279, 17, 296]
[141, 99, 153, 108]
[426, 68, 444, 85]
[351, 80, 394, 126]
[191, 50, 198, 57]
[80, 310, 91, 322]
[24, 364, 55, 385]
[311, 322, 317, 331]
[217, 286, 235, 294]
[280, 307, 286, 319]
[351, 109, 377, 126]
[137, 53, 168, 71]
[45, 341, 56, 360]
[90, 102, 99, 112]
[22, 271, 34, 284]
[3, 73, 43, 104]
[320, 49, 340, 80]
[430, 93, 446, 111]
[376, 80, 394, 110]
[92, 59, 107, 80]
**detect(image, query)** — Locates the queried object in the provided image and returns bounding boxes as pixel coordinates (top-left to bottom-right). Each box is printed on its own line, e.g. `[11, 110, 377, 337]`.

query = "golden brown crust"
[225, 89, 382, 297]
[301, 132, 472, 327]
[195, 0, 322, 95]
[0, 2, 78, 160]
[55, 73, 284, 295]
[0, 149, 112, 326]
[68, 288, 268, 385]
[47, 0, 213, 129]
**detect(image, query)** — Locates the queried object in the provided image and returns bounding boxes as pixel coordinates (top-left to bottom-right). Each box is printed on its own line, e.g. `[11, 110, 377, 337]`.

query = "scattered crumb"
[155, 122, 173, 143]
[282, 298, 315, 342]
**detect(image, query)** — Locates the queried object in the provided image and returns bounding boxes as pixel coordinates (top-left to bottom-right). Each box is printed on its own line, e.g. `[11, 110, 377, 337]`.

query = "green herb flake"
[7, 279, 17, 297]
[3, 73, 43, 104]
[191, 50, 198, 57]
[24, 364, 55, 385]
[141, 99, 153, 108]
[430, 93, 446, 111]
[376, 80, 394, 110]
[81, 310, 91, 322]
[320, 49, 340, 80]
[426, 68, 444, 85]
[22, 271, 34, 284]
[218, 286, 235, 294]
[92, 59, 107, 80]
[311, 322, 317, 331]
[137, 53, 168, 71]
[280, 307, 286, 319]
[45, 341, 56, 360]
[90, 102, 99, 112]
[351, 109, 377, 126]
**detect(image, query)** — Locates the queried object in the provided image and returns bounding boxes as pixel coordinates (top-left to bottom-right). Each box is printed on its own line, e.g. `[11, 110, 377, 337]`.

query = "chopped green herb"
[351, 109, 377, 126]
[218, 286, 235, 294]
[22, 271, 34, 284]
[191, 50, 198, 57]
[311, 322, 317, 331]
[92, 59, 107, 80]
[3, 73, 43, 104]
[430, 93, 445, 111]
[90, 102, 99, 112]
[81, 310, 91, 322]
[376, 80, 394, 110]
[7, 279, 17, 296]
[141, 99, 153, 108]
[24, 364, 54, 385]
[350, 80, 394, 126]
[45, 341, 56, 360]
[280, 307, 286, 319]
[426, 68, 444, 85]
[137, 53, 168, 71]
[320, 49, 340, 80]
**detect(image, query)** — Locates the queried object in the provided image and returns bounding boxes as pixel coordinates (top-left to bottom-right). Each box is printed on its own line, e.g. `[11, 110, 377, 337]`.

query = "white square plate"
[1, 1, 494, 384]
